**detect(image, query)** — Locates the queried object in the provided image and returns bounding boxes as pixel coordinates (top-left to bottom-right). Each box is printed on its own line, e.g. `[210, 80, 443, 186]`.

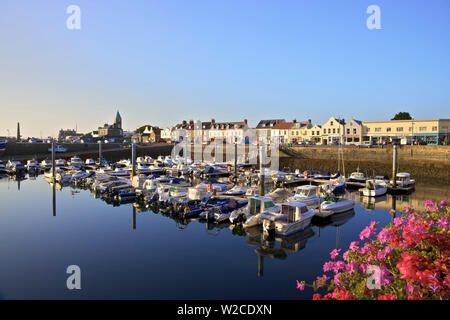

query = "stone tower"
[114, 110, 122, 129]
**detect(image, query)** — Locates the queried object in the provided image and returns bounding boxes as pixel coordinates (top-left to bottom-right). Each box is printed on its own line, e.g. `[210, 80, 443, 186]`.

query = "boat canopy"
[281, 203, 308, 222]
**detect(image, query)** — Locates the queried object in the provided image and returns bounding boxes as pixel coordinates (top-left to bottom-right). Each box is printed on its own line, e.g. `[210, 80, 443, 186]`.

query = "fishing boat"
[287, 185, 320, 208]
[229, 196, 279, 226]
[317, 195, 355, 217]
[361, 179, 387, 197]
[390, 173, 415, 188]
[261, 202, 315, 236]
[328, 174, 346, 193]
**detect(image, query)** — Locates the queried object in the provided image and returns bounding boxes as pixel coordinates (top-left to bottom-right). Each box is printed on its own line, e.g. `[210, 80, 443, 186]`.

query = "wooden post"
[259, 142, 265, 196]
[98, 141, 102, 166]
[131, 143, 136, 177]
[257, 253, 263, 277]
[51, 140, 55, 179]
[132, 205, 136, 230]
[392, 145, 398, 188]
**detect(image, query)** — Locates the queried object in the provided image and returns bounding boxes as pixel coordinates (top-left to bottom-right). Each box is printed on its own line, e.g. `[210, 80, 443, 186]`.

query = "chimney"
[293, 118, 297, 123]
[244, 119, 248, 125]
[211, 118, 215, 124]
[189, 120, 194, 125]
[308, 119, 311, 124]
[182, 120, 187, 125]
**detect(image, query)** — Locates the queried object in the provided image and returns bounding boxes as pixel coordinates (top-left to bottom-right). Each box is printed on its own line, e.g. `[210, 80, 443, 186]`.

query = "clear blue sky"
[0, 0, 449, 137]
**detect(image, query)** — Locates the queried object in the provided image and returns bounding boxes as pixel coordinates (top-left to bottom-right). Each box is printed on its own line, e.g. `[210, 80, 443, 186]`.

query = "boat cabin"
[248, 196, 276, 215]
[350, 172, 365, 179]
[295, 185, 318, 197]
[281, 203, 309, 222]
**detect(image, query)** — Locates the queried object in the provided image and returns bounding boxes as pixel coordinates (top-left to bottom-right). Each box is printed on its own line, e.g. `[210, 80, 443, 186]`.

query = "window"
[375, 128, 381, 132]
[323, 129, 326, 134]
[353, 128, 357, 134]
[337, 129, 340, 134]
[408, 127, 412, 132]
[333, 129, 336, 134]
[432, 126, 437, 131]
[328, 129, 331, 134]
[317, 131, 320, 135]
[396, 127, 404, 132]
[386, 128, 391, 132]
[296, 131, 299, 135]
[347, 129, 350, 134]
[331, 121, 334, 126]
[419, 127, 427, 132]
[366, 128, 370, 132]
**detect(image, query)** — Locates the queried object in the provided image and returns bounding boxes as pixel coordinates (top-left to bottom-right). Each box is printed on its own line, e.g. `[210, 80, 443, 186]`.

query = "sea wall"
[279, 145, 450, 186]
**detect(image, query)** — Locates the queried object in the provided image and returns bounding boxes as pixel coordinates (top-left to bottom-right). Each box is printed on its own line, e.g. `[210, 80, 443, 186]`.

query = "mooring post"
[131, 143, 136, 178]
[257, 253, 263, 277]
[51, 140, 55, 180]
[259, 142, 265, 196]
[132, 205, 136, 230]
[392, 145, 398, 188]
[234, 138, 237, 178]
[98, 140, 102, 166]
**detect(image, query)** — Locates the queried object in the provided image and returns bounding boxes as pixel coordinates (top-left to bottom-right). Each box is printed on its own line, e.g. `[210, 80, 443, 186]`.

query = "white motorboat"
[39, 159, 52, 170]
[347, 171, 367, 183]
[55, 159, 67, 167]
[5, 160, 26, 174]
[224, 185, 248, 196]
[318, 195, 355, 217]
[187, 187, 212, 201]
[69, 156, 83, 168]
[48, 145, 67, 153]
[85, 158, 96, 166]
[230, 196, 279, 227]
[361, 179, 387, 197]
[110, 167, 130, 177]
[261, 202, 316, 236]
[26, 159, 40, 172]
[287, 185, 320, 208]
[390, 173, 415, 188]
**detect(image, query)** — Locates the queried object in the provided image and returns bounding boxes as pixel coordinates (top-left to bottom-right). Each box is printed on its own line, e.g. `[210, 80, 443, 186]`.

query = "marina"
[0, 149, 447, 299]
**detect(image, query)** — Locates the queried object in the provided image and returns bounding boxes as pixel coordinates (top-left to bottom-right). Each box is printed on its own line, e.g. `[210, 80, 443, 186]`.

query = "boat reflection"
[359, 195, 387, 211]
[245, 226, 315, 276]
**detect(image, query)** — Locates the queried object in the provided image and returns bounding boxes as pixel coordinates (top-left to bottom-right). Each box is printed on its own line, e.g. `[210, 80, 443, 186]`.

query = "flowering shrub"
[297, 200, 450, 300]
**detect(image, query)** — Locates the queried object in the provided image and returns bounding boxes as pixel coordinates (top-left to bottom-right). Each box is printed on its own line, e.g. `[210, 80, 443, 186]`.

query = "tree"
[391, 112, 412, 120]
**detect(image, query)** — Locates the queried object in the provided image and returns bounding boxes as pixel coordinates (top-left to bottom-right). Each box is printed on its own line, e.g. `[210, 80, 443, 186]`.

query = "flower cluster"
[297, 200, 450, 300]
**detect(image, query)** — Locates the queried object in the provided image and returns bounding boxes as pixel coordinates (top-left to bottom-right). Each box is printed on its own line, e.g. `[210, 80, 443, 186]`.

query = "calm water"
[0, 174, 448, 300]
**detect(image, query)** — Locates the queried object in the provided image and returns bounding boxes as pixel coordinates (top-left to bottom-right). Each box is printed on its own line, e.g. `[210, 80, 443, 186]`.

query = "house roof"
[273, 122, 294, 130]
[256, 119, 285, 128]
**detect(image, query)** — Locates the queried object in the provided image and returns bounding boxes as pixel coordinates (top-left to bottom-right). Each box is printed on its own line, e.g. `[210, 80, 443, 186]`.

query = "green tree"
[391, 112, 412, 120]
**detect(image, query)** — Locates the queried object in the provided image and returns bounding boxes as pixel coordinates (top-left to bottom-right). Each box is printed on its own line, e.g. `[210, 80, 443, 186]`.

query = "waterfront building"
[208, 119, 248, 143]
[272, 121, 294, 144]
[132, 125, 161, 143]
[57, 129, 82, 142]
[305, 124, 322, 144]
[321, 117, 345, 145]
[97, 111, 123, 143]
[257, 119, 285, 143]
[161, 128, 173, 141]
[343, 117, 363, 145]
[288, 119, 312, 143]
[362, 119, 450, 145]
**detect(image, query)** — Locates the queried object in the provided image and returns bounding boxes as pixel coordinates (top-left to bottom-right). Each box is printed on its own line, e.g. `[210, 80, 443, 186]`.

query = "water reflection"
[0, 173, 449, 299]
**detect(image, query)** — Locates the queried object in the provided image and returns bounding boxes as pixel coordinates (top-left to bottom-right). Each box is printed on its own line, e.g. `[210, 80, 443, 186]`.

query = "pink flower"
[360, 226, 375, 240]
[423, 200, 434, 207]
[404, 206, 410, 213]
[436, 217, 450, 230]
[377, 228, 390, 243]
[349, 241, 359, 251]
[405, 283, 414, 294]
[330, 248, 341, 260]
[438, 200, 448, 208]
[296, 280, 305, 291]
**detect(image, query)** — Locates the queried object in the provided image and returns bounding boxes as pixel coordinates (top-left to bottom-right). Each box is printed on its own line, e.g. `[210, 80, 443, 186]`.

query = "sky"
[0, 0, 449, 138]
